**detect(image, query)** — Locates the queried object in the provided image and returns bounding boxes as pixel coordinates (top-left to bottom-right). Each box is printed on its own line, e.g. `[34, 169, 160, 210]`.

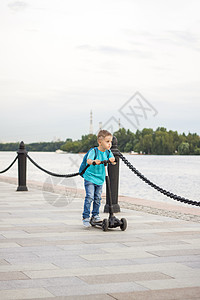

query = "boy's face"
[98, 135, 112, 151]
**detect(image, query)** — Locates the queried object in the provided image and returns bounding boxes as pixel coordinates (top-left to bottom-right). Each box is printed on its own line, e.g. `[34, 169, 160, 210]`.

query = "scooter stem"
[104, 164, 114, 216]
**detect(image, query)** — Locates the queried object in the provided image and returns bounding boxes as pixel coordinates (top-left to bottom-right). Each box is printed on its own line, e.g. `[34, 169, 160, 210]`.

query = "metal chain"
[27, 154, 80, 178]
[118, 152, 200, 207]
[6, 152, 198, 207]
[0, 155, 18, 174]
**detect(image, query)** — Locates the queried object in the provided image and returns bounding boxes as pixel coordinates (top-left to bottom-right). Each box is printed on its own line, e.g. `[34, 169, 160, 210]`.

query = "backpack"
[79, 147, 110, 177]
[79, 147, 98, 177]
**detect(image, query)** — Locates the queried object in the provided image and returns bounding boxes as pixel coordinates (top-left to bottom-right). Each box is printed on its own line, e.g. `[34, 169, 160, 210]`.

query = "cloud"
[8, 1, 28, 12]
[76, 44, 153, 59]
[165, 30, 200, 50]
[124, 28, 200, 51]
[169, 30, 197, 43]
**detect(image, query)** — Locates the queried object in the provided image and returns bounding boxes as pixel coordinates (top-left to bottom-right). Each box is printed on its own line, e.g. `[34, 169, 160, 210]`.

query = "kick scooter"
[90, 160, 127, 231]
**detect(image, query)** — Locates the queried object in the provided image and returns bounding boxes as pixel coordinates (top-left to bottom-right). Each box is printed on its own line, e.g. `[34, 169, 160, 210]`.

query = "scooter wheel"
[90, 218, 95, 227]
[102, 219, 108, 231]
[120, 218, 127, 231]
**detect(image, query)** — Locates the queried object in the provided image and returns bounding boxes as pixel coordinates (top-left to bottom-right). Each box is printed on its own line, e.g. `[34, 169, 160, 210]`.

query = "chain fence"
[26, 154, 80, 178]
[1, 152, 199, 207]
[0, 155, 18, 174]
[118, 152, 200, 207]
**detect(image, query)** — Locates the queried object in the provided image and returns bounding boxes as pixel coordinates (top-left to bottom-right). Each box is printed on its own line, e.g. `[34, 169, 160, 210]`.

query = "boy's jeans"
[83, 179, 103, 219]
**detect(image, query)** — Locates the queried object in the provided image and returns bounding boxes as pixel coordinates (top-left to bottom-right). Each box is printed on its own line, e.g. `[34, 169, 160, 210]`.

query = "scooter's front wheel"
[102, 219, 108, 231]
[120, 218, 127, 231]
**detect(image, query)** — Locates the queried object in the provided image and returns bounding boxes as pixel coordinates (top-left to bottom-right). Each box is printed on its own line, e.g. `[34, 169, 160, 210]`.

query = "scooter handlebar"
[92, 159, 115, 166]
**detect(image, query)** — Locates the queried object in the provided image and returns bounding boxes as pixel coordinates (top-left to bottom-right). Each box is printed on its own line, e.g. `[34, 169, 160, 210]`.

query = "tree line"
[114, 127, 200, 155]
[0, 141, 65, 152]
[60, 127, 200, 155]
[0, 127, 200, 154]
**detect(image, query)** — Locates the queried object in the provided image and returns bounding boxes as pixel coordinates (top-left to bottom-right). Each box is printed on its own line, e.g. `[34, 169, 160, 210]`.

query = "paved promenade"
[0, 180, 200, 299]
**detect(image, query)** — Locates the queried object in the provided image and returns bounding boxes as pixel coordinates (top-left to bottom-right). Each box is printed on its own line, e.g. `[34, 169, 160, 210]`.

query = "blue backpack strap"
[106, 149, 111, 159]
[94, 147, 98, 160]
[79, 147, 98, 177]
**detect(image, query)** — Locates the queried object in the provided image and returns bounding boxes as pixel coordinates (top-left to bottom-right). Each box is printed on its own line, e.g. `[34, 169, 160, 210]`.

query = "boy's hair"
[97, 130, 112, 140]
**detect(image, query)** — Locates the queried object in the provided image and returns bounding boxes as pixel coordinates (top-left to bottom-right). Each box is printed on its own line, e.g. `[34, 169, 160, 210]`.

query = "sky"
[0, 0, 200, 143]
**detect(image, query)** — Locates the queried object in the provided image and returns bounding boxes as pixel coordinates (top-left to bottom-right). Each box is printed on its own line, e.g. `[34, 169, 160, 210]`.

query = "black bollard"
[104, 136, 120, 213]
[17, 141, 28, 191]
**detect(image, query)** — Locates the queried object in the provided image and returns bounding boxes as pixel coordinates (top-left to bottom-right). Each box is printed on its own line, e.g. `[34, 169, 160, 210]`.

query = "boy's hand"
[94, 159, 101, 165]
[87, 159, 101, 165]
[109, 157, 116, 165]
[87, 159, 93, 165]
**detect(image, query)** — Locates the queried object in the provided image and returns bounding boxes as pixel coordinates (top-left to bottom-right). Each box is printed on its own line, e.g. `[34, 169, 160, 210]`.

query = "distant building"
[89, 110, 93, 134]
[118, 118, 121, 129]
[99, 122, 102, 131]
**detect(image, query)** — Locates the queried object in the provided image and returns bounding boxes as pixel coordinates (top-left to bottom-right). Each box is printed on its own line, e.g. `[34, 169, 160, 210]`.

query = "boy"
[82, 130, 115, 227]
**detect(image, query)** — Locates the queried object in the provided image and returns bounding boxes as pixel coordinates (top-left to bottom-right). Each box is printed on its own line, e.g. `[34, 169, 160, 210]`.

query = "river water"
[0, 152, 199, 206]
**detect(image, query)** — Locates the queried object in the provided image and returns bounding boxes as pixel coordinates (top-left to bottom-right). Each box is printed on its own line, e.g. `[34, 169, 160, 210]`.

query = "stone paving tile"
[103, 262, 193, 275]
[123, 240, 189, 247]
[82, 235, 143, 244]
[162, 243, 200, 250]
[7, 238, 85, 247]
[110, 286, 200, 300]
[0, 272, 29, 281]
[57, 242, 128, 251]
[129, 254, 200, 265]
[0, 245, 68, 254]
[22, 257, 134, 270]
[103, 245, 169, 252]
[170, 227, 200, 232]
[0, 227, 29, 232]
[0, 252, 40, 260]
[157, 231, 200, 237]
[0, 242, 22, 248]
[5, 255, 89, 267]
[182, 238, 200, 245]
[130, 241, 200, 252]
[158, 268, 200, 279]
[147, 249, 200, 257]
[0, 230, 28, 238]
[0, 263, 59, 272]
[26, 294, 113, 300]
[36, 248, 107, 258]
[52, 258, 106, 269]
[0, 288, 54, 299]
[2, 231, 104, 239]
[80, 251, 156, 261]
[0, 276, 86, 290]
[78, 271, 172, 284]
[71, 259, 134, 268]
[22, 226, 71, 234]
[182, 261, 200, 268]
[46, 281, 148, 297]
[23, 267, 112, 279]
[135, 277, 200, 290]
[0, 259, 10, 265]
[145, 221, 195, 227]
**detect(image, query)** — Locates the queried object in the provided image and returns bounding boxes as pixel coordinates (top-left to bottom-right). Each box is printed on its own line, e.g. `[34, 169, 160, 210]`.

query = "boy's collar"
[98, 146, 106, 152]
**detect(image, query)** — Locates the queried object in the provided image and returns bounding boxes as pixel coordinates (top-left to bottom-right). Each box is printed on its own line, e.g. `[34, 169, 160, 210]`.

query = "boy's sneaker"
[83, 218, 91, 228]
[93, 215, 102, 222]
